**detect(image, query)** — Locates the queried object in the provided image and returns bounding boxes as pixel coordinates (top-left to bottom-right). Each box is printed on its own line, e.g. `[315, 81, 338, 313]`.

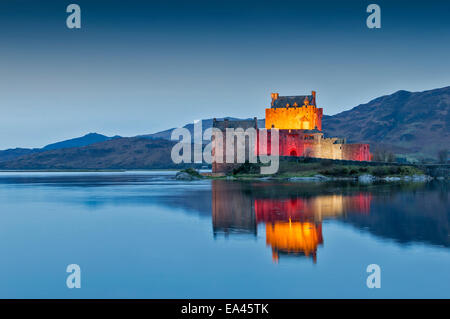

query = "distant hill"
[0, 148, 41, 163]
[322, 86, 450, 157]
[144, 87, 450, 158]
[42, 133, 120, 151]
[140, 117, 265, 141]
[0, 133, 120, 163]
[0, 137, 184, 170]
[0, 86, 448, 169]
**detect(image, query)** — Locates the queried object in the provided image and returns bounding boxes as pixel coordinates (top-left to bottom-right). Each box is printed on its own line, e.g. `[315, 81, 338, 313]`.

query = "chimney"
[311, 91, 316, 106]
[271, 93, 279, 106]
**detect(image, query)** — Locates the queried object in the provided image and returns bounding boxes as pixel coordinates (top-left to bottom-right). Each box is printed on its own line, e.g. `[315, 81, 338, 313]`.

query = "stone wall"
[212, 121, 372, 174]
[265, 105, 323, 130]
[212, 118, 258, 174]
[276, 131, 357, 160]
[342, 144, 372, 161]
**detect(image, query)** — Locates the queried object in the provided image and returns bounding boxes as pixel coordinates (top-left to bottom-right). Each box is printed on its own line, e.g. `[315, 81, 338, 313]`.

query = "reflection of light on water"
[266, 222, 323, 263]
[256, 194, 371, 263]
[211, 180, 373, 262]
[253, 194, 372, 263]
[255, 194, 372, 224]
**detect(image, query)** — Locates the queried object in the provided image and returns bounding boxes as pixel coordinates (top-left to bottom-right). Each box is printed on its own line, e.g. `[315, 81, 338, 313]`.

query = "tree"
[373, 147, 395, 162]
[387, 152, 396, 163]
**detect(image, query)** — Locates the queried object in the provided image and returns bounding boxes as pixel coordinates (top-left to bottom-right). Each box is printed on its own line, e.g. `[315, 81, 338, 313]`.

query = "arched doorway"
[289, 149, 298, 156]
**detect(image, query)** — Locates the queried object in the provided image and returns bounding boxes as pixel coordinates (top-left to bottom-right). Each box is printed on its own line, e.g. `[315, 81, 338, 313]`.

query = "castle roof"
[272, 95, 315, 108]
[213, 118, 258, 130]
[304, 128, 322, 134]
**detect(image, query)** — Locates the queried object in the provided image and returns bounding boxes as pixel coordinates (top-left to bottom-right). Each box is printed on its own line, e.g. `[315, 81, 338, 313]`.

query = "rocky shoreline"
[176, 169, 443, 183]
[277, 174, 434, 183]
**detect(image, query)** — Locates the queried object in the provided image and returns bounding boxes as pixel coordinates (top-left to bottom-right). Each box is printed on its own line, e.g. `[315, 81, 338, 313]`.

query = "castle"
[212, 91, 371, 174]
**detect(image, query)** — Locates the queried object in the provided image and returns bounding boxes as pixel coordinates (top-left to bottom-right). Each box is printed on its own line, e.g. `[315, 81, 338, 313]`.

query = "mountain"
[0, 148, 41, 162]
[0, 137, 185, 170]
[322, 86, 450, 157]
[144, 87, 450, 158]
[42, 133, 120, 151]
[140, 117, 266, 141]
[0, 133, 120, 163]
[0, 86, 448, 169]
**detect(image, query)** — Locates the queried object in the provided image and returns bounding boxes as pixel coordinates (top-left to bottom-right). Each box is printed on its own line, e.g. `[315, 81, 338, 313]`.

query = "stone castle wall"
[212, 118, 258, 174]
[212, 124, 372, 173]
[265, 105, 323, 130]
[342, 144, 372, 161]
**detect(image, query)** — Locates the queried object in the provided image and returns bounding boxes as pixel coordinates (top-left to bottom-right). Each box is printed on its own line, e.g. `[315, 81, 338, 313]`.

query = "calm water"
[0, 171, 448, 298]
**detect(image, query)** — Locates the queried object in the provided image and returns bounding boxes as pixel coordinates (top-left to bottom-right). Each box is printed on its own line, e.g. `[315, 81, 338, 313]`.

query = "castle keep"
[266, 91, 323, 130]
[212, 91, 371, 174]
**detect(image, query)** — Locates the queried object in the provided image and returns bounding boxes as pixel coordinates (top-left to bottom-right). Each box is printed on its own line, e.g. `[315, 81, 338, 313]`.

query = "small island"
[178, 157, 447, 183]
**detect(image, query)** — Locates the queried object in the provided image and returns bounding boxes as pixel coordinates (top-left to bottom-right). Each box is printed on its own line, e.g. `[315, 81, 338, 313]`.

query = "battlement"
[271, 91, 316, 108]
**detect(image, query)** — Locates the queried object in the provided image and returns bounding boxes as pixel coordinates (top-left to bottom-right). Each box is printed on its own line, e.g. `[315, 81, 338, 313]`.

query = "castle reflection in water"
[212, 180, 372, 263]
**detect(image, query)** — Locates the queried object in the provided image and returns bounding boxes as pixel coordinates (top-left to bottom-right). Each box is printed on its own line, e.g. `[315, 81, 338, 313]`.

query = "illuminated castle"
[212, 91, 372, 173]
[266, 91, 323, 130]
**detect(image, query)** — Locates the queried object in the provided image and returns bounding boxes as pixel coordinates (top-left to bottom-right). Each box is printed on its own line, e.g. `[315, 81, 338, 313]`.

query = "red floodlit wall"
[342, 144, 372, 162]
[257, 130, 371, 161]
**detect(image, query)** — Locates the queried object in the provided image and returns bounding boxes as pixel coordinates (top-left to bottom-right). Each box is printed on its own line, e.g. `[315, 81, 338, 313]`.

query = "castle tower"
[265, 91, 323, 130]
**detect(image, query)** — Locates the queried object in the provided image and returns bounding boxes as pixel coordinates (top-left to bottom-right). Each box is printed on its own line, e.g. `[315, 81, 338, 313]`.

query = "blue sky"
[1, 0, 450, 149]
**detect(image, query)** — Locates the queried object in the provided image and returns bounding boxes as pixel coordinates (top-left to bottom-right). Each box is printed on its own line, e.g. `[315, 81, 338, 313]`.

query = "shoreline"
[0, 169, 182, 173]
[201, 173, 439, 183]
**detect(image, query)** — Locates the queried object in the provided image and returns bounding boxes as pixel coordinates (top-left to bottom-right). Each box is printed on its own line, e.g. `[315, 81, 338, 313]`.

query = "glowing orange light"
[265, 222, 323, 263]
